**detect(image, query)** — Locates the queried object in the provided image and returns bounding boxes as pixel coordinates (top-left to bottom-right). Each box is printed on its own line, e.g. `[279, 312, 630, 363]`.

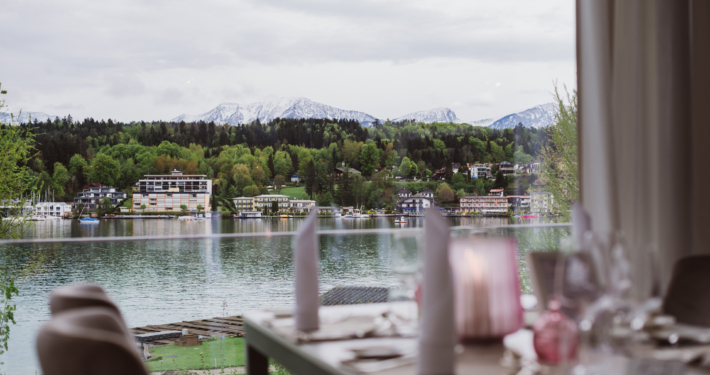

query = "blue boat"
[79, 217, 100, 224]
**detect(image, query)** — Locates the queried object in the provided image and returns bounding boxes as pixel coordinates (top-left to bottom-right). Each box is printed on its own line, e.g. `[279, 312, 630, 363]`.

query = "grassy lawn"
[274, 186, 305, 200]
[145, 337, 244, 372]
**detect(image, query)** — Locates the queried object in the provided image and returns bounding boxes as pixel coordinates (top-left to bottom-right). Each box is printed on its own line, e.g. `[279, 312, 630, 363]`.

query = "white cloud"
[0, 0, 576, 122]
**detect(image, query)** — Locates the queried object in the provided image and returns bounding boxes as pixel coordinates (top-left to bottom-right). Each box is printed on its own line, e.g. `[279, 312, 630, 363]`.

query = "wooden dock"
[130, 315, 244, 346]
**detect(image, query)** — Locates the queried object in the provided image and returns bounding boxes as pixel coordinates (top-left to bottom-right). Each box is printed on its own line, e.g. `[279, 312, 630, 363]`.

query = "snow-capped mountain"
[173, 97, 378, 126]
[0, 111, 56, 124]
[392, 107, 462, 124]
[487, 103, 557, 129]
[469, 118, 495, 127]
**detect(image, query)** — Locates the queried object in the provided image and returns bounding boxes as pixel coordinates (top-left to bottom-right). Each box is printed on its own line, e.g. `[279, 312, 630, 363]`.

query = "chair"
[49, 284, 131, 332]
[663, 255, 710, 327]
[36, 307, 149, 375]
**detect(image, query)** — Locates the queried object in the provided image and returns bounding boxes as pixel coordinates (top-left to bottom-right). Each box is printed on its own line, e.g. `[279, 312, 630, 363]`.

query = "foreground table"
[244, 302, 710, 375]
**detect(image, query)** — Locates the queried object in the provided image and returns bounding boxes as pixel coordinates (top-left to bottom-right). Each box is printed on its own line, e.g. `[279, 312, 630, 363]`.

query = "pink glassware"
[533, 299, 578, 364]
[449, 238, 523, 342]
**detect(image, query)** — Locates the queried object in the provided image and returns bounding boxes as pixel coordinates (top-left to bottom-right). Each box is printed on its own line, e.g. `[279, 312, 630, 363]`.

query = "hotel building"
[459, 195, 509, 213]
[253, 195, 290, 210]
[132, 170, 212, 213]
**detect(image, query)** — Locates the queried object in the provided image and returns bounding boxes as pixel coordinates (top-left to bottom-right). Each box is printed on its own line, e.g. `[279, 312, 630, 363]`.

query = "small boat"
[394, 216, 408, 224]
[279, 214, 291, 219]
[179, 216, 203, 221]
[521, 214, 536, 219]
[79, 217, 100, 224]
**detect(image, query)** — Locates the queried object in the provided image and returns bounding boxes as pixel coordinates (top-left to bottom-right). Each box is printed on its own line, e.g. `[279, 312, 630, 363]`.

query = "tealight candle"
[449, 237, 523, 342]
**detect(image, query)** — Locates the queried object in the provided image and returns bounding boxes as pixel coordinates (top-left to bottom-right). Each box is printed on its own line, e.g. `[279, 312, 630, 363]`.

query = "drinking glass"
[388, 231, 422, 335]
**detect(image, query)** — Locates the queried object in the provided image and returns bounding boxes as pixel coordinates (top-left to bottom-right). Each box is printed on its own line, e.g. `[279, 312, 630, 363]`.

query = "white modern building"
[289, 200, 316, 212]
[132, 170, 212, 213]
[34, 202, 73, 218]
[530, 189, 555, 214]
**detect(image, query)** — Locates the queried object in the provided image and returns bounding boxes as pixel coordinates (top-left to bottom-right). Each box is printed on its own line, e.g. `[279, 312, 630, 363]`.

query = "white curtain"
[577, 0, 709, 299]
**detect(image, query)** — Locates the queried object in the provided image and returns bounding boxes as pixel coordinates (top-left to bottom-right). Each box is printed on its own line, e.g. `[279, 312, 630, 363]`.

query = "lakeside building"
[397, 188, 412, 199]
[289, 200, 316, 212]
[466, 163, 493, 179]
[397, 190, 435, 213]
[530, 189, 555, 214]
[74, 184, 127, 211]
[507, 195, 531, 212]
[233, 197, 255, 211]
[132, 170, 212, 213]
[34, 202, 73, 218]
[499, 161, 516, 175]
[459, 195, 508, 213]
[253, 195, 290, 211]
[489, 188, 505, 197]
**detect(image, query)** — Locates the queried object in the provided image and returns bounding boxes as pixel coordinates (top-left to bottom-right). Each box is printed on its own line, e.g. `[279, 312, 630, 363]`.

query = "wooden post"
[246, 344, 269, 375]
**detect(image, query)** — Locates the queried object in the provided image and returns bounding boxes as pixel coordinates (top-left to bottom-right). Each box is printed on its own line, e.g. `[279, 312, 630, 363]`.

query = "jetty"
[131, 316, 244, 346]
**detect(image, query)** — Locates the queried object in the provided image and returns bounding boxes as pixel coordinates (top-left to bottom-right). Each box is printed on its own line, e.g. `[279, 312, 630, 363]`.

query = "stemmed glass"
[387, 231, 422, 335]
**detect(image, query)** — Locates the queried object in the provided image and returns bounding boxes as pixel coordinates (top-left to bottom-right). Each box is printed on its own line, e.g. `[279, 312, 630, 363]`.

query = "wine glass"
[388, 231, 422, 334]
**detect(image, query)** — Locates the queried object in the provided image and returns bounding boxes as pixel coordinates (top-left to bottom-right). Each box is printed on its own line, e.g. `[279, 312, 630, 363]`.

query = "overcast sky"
[1, 0, 576, 123]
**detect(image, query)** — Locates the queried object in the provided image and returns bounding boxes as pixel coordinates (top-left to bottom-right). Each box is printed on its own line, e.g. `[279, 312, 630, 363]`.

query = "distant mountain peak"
[173, 97, 377, 126]
[0, 111, 57, 124]
[392, 107, 462, 124]
[487, 103, 557, 129]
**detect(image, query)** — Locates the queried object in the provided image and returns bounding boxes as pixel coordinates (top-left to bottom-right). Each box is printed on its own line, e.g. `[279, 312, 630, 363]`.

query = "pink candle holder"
[449, 238, 523, 343]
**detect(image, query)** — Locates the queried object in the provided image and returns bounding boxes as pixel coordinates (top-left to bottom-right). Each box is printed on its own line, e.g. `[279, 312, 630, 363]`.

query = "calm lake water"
[4, 216, 562, 374]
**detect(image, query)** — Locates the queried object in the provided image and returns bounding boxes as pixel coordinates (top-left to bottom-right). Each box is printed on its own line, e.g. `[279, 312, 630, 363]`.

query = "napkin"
[294, 210, 319, 332]
[417, 208, 456, 375]
[572, 203, 591, 248]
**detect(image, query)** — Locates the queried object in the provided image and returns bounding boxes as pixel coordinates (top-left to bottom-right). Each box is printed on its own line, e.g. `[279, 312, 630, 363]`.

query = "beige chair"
[36, 307, 148, 375]
[49, 284, 133, 337]
[663, 255, 710, 327]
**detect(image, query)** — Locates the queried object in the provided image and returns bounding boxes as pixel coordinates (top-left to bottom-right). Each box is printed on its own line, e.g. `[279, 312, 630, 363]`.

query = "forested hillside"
[8, 116, 548, 210]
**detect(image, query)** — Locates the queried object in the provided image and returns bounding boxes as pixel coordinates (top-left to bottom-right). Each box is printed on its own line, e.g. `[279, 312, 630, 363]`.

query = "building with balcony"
[74, 185, 127, 211]
[34, 202, 73, 218]
[530, 189, 554, 214]
[253, 195, 290, 211]
[132, 170, 212, 213]
[467, 163, 492, 179]
[459, 195, 509, 213]
[397, 188, 412, 199]
[289, 200, 317, 212]
[232, 197, 255, 211]
[499, 161, 516, 175]
[507, 195, 531, 212]
[397, 193, 434, 213]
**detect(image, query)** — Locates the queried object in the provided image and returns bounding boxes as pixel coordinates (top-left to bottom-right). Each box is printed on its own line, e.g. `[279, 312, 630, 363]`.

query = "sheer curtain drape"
[576, 0, 710, 299]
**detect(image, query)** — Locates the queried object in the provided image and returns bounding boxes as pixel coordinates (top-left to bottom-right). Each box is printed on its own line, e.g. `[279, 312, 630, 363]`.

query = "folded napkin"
[417, 208, 456, 375]
[294, 210, 319, 332]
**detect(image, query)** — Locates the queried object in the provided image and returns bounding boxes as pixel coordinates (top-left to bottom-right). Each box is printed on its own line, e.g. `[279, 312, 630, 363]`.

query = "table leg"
[246, 343, 269, 375]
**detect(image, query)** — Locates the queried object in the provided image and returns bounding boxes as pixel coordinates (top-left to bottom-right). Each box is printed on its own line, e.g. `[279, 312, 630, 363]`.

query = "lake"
[3, 216, 561, 374]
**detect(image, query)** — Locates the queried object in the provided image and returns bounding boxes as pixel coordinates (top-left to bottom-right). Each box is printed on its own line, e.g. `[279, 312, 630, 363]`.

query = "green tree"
[0, 85, 44, 362]
[141, 204, 147, 212]
[197, 204, 203, 215]
[513, 145, 533, 165]
[540, 85, 578, 219]
[179, 204, 187, 213]
[271, 201, 279, 214]
[494, 170, 507, 189]
[97, 197, 114, 217]
[437, 183, 455, 203]
[399, 157, 412, 177]
[273, 175, 286, 193]
[452, 172, 465, 184]
[304, 160, 316, 197]
[88, 154, 121, 186]
[68, 154, 88, 189]
[359, 143, 379, 176]
[319, 192, 333, 206]
[51, 162, 70, 199]
[251, 165, 266, 186]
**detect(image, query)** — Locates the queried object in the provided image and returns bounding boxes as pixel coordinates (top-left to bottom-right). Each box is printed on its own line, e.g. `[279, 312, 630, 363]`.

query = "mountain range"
[3, 97, 558, 129]
[0, 111, 56, 124]
[174, 97, 557, 129]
